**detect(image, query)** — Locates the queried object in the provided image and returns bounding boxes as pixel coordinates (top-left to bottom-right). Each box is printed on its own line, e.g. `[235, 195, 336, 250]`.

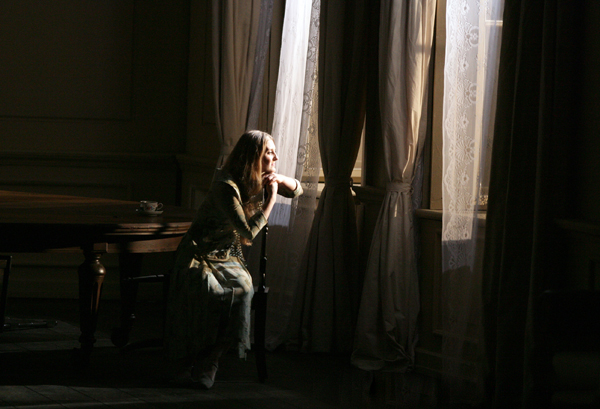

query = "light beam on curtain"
[351, 0, 436, 372]
[211, 0, 271, 166]
[285, 0, 368, 354]
[247, 0, 275, 131]
[269, 0, 316, 228]
[255, 0, 322, 350]
[441, 0, 504, 404]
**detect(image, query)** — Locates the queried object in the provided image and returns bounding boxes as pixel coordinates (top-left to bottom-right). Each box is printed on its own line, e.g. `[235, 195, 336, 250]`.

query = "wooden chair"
[0, 255, 11, 332]
[253, 223, 269, 382]
[111, 225, 270, 383]
[110, 267, 169, 351]
[1, 255, 56, 332]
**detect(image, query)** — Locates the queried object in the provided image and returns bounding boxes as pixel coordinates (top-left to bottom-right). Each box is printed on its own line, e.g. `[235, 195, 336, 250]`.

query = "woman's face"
[261, 138, 278, 174]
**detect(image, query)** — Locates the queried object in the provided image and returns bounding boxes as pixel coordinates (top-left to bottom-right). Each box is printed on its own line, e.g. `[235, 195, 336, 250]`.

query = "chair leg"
[111, 253, 169, 351]
[1, 255, 12, 333]
[0, 255, 56, 332]
[253, 289, 268, 382]
[253, 222, 269, 382]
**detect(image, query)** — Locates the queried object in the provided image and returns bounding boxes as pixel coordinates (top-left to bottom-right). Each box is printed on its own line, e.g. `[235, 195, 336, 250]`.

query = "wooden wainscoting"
[177, 153, 217, 210]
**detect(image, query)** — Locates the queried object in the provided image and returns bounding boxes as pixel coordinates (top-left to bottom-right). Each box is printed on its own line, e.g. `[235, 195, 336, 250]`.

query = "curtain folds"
[285, 0, 368, 353]
[211, 0, 269, 166]
[246, 0, 274, 131]
[482, 0, 579, 407]
[256, 0, 322, 350]
[268, 0, 318, 229]
[351, 0, 436, 372]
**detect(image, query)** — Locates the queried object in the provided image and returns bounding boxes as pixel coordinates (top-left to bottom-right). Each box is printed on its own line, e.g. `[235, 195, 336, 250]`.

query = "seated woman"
[165, 130, 302, 389]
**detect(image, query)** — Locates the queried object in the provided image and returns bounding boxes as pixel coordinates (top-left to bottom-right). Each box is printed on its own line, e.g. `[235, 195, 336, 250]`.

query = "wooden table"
[0, 190, 196, 365]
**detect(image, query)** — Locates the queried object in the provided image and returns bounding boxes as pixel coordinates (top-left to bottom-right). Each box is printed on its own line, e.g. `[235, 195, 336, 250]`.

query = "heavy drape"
[286, 0, 368, 353]
[351, 0, 436, 371]
[211, 0, 272, 166]
[482, 0, 579, 407]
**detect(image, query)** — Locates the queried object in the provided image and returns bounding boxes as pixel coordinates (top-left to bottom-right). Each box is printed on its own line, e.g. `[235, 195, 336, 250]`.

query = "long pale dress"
[165, 170, 302, 360]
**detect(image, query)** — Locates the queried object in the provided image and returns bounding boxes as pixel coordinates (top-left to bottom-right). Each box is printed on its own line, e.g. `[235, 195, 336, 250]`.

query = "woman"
[165, 130, 302, 389]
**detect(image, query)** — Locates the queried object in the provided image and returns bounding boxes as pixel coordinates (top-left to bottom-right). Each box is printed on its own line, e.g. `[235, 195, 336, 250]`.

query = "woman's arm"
[214, 181, 269, 241]
[261, 180, 278, 219]
[263, 173, 302, 198]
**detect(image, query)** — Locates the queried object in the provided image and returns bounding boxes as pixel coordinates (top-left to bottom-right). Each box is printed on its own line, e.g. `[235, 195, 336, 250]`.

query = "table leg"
[74, 249, 106, 367]
[111, 253, 143, 348]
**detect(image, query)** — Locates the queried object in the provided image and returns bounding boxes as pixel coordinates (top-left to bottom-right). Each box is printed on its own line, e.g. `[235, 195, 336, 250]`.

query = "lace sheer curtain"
[441, 0, 504, 403]
[351, 0, 436, 372]
[255, 0, 322, 350]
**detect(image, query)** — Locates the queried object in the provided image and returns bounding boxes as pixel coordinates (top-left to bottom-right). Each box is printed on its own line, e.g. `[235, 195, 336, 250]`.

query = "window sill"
[314, 182, 358, 200]
[415, 208, 443, 221]
[416, 208, 487, 229]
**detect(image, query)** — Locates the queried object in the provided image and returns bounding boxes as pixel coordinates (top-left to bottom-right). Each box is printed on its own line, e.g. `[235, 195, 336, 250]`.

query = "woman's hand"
[264, 179, 278, 202]
[263, 173, 297, 193]
[262, 172, 282, 186]
[261, 179, 278, 220]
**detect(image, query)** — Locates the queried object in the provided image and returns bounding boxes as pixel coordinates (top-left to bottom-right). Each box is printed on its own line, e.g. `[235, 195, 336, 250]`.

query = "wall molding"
[177, 154, 217, 209]
[0, 151, 178, 170]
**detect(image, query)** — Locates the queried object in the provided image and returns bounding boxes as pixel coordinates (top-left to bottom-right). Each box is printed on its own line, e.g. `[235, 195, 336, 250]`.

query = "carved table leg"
[74, 249, 106, 367]
[111, 253, 143, 348]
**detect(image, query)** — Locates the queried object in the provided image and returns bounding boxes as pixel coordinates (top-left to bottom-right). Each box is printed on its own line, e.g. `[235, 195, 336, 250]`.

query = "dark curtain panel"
[482, 0, 582, 407]
[211, 0, 266, 166]
[286, 0, 368, 353]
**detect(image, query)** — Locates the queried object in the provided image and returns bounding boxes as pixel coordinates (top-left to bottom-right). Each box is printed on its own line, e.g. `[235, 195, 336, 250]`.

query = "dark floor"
[0, 298, 438, 408]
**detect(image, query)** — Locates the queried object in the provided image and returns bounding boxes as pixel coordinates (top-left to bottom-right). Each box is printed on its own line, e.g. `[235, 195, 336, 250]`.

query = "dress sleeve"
[278, 178, 303, 198]
[214, 181, 267, 241]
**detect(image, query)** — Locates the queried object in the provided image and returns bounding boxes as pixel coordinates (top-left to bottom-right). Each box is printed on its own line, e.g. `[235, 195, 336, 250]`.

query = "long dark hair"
[222, 130, 272, 204]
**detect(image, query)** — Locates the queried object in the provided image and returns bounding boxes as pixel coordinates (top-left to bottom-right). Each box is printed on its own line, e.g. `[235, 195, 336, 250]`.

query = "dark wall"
[577, 1, 600, 223]
[0, 0, 190, 154]
[0, 1, 193, 299]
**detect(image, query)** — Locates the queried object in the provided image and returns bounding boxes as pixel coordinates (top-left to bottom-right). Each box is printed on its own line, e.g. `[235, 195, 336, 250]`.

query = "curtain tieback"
[325, 177, 353, 188]
[387, 182, 412, 194]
